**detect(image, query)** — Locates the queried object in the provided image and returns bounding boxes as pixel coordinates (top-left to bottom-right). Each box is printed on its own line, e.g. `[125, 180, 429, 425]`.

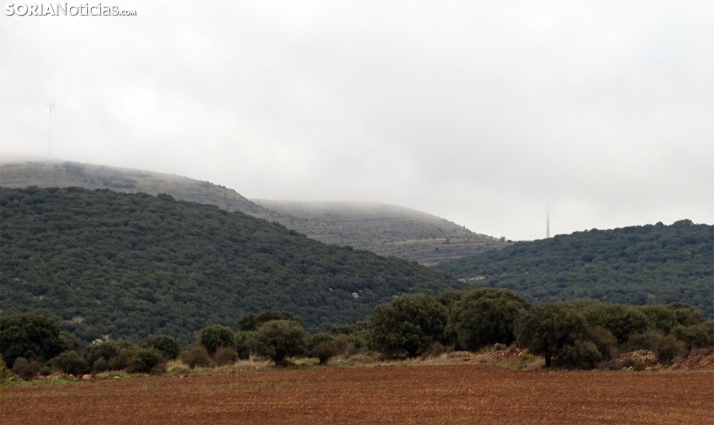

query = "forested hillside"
[1, 161, 506, 264]
[435, 221, 713, 318]
[0, 187, 463, 344]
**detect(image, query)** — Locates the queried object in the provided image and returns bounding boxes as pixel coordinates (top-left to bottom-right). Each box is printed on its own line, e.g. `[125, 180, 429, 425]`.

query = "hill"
[0, 161, 507, 264]
[435, 220, 714, 317]
[0, 187, 464, 344]
[0, 160, 269, 215]
[253, 200, 507, 266]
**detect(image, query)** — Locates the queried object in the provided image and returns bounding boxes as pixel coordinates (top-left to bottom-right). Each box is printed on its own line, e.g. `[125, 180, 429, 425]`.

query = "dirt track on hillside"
[1, 365, 712, 424]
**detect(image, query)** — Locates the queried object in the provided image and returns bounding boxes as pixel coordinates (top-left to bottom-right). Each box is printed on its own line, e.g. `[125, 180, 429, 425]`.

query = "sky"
[1, 1, 712, 241]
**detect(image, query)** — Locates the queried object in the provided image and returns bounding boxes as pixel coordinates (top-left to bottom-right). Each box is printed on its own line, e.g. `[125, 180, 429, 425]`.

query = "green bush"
[667, 302, 706, 327]
[447, 288, 531, 351]
[108, 351, 131, 371]
[655, 335, 687, 364]
[140, 335, 180, 360]
[39, 366, 51, 376]
[126, 349, 162, 374]
[585, 326, 618, 359]
[234, 331, 251, 360]
[347, 330, 370, 355]
[640, 305, 678, 334]
[12, 358, 28, 377]
[435, 291, 465, 310]
[11, 357, 42, 379]
[180, 345, 212, 369]
[24, 360, 42, 379]
[51, 351, 89, 376]
[582, 304, 652, 344]
[0, 356, 12, 381]
[310, 341, 337, 365]
[239, 310, 303, 332]
[213, 346, 239, 366]
[626, 329, 664, 351]
[85, 342, 119, 366]
[332, 334, 349, 354]
[0, 314, 66, 366]
[515, 303, 588, 368]
[84, 340, 134, 369]
[250, 320, 307, 366]
[369, 294, 447, 358]
[429, 342, 446, 357]
[93, 357, 109, 373]
[59, 332, 80, 353]
[199, 325, 235, 355]
[557, 341, 602, 369]
[306, 332, 333, 352]
[329, 321, 368, 336]
[671, 322, 714, 349]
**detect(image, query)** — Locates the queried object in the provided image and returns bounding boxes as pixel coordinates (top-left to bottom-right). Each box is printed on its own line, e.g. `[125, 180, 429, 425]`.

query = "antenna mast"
[46, 101, 55, 158]
[546, 207, 550, 238]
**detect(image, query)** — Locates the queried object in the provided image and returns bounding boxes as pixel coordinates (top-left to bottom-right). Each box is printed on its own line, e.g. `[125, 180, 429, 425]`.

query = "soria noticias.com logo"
[5, 3, 137, 17]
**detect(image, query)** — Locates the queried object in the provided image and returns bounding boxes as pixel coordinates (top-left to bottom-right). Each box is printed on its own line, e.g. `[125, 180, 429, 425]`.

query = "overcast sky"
[1, 1, 712, 240]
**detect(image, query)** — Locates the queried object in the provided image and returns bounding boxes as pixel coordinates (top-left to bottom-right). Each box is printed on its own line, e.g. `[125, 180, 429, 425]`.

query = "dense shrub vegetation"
[199, 325, 236, 355]
[250, 320, 308, 365]
[1, 293, 713, 379]
[446, 289, 531, 351]
[126, 348, 162, 374]
[237, 310, 302, 331]
[435, 220, 713, 318]
[180, 345, 211, 369]
[366, 290, 713, 368]
[51, 350, 88, 375]
[0, 313, 78, 366]
[139, 335, 181, 360]
[0, 187, 462, 344]
[368, 293, 448, 358]
[0, 356, 12, 380]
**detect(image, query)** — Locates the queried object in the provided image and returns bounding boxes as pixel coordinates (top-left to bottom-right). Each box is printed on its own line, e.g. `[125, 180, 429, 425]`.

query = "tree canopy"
[447, 288, 531, 350]
[369, 293, 448, 357]
[0, 313, 76, 366]
[0, 187, 463, 344]
[515, 303, 589, 367]
[436, 220, 713, 318]
[199, 325, 236, 355]
[250, 320, 308, 365]
[238, 310, 302, 332]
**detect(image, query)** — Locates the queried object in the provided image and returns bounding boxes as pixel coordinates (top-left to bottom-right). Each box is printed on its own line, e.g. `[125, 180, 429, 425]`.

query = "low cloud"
[1, 0, 712, 239]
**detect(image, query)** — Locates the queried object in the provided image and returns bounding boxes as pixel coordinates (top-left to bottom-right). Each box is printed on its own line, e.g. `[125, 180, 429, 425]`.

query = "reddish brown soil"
[1, 365, 712, 424]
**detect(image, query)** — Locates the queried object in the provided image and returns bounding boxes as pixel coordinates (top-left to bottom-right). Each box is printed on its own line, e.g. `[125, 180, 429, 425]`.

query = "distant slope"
[0, 187, 464, 344]
[435, 220, 714, 317]
[0, 161, 507, 264]
[253, 200, 508, 266]
[0, 160, 270, 215]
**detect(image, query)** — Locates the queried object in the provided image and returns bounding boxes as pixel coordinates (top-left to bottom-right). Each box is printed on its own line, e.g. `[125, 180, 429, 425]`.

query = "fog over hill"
[0, 160, 506, 264]
[254, 200, 507, 266]
[0, 160, 268, 215]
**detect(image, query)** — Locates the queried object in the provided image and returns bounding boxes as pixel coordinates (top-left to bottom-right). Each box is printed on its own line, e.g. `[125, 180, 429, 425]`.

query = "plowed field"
[1, 365, 712, 424]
